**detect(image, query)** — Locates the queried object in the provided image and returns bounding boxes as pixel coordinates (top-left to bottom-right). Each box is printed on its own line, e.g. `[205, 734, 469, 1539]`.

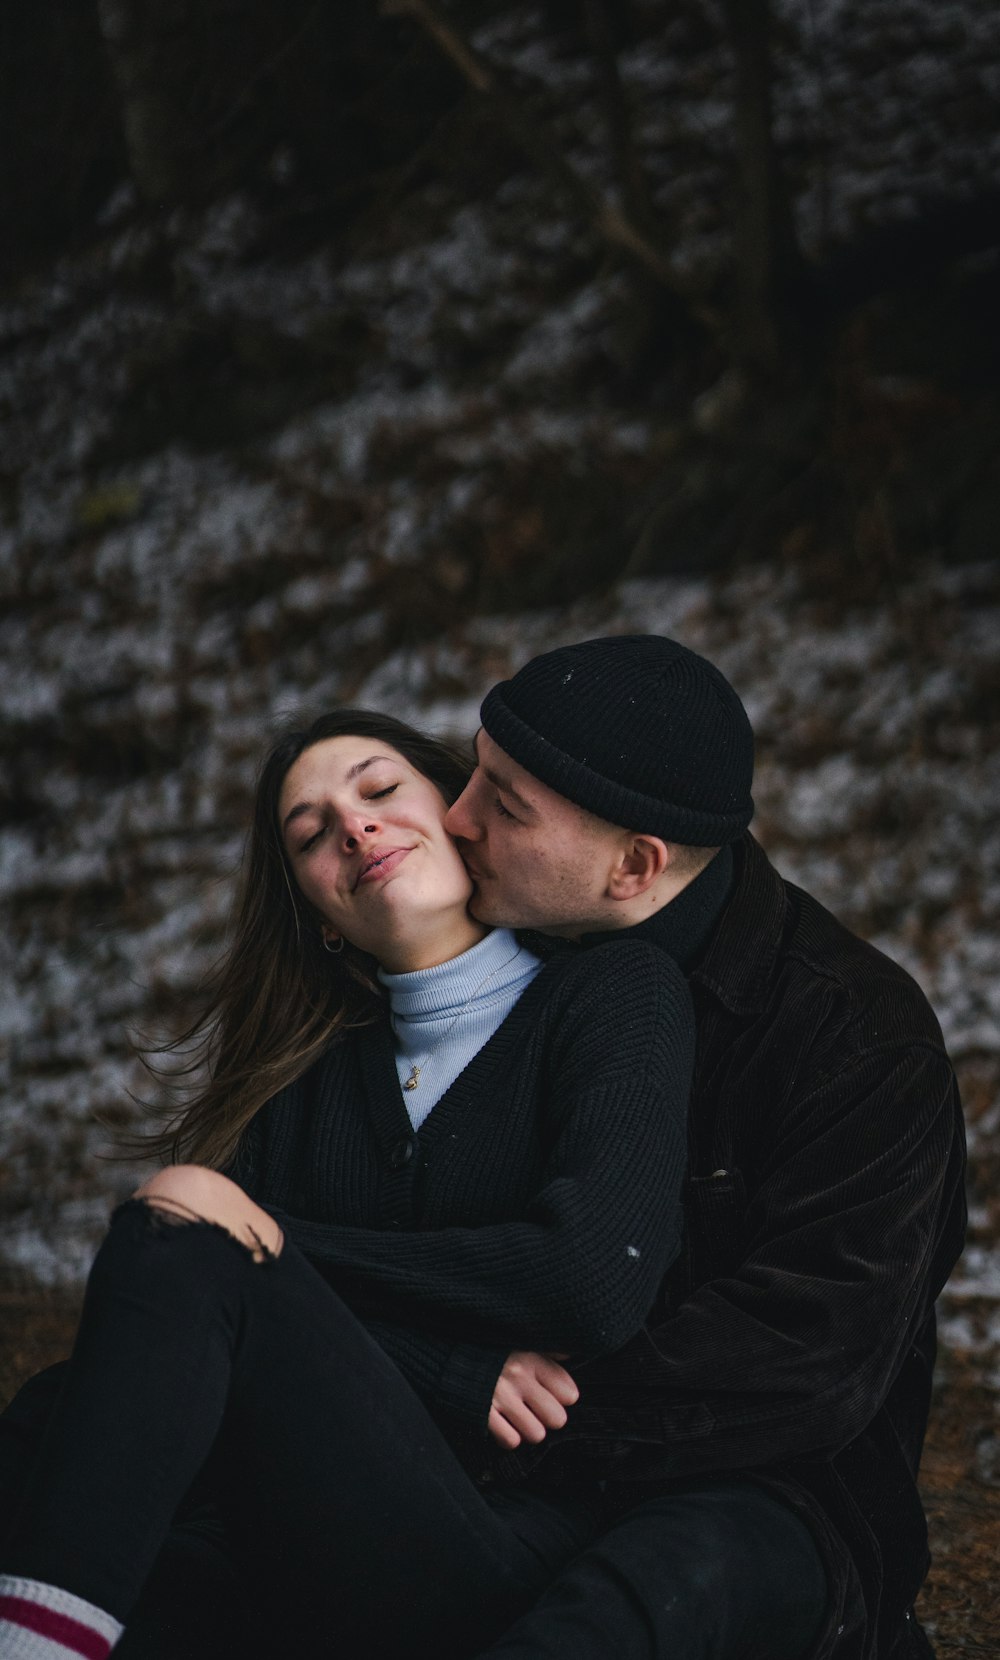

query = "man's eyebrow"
[472, 730, 537, 815]
[281, 755, 393, 833]
[480, 761, 537, 817]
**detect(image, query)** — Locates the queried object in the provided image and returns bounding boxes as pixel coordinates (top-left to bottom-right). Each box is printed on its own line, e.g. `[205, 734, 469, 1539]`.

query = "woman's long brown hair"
[138, 710, 473, 1169]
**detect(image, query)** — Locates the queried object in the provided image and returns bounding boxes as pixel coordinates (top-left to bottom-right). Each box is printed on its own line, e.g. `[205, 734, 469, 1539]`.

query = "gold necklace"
[392, 942, 524, 1092]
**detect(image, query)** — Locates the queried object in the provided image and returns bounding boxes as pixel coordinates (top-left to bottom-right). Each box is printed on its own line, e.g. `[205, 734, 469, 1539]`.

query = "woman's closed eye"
[297, 783, 400, 853]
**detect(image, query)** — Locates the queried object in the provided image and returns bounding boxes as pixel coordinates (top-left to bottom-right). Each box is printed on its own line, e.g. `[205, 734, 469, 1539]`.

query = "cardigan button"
[389, 1136, 417, 1169]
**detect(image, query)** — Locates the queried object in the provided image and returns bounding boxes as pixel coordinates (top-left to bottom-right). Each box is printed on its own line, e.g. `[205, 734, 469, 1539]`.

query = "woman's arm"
[565, 1042, 964, 1473]
[270, 943, 693, 1359]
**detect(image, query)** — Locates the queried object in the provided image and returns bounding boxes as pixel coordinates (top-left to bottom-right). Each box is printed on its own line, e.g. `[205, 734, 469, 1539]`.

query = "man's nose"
[444, 784, 480, 841]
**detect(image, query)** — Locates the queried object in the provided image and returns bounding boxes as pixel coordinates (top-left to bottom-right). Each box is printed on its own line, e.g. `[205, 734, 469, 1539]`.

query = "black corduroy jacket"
[558, 834, 966, 1660]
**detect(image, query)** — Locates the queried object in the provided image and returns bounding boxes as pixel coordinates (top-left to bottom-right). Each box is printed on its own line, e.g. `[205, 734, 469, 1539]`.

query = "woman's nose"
[341, 814, 379, 851]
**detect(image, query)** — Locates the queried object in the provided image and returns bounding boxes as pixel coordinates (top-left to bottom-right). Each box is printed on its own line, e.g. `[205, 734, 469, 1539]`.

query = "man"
[442, 634, 966, 1660]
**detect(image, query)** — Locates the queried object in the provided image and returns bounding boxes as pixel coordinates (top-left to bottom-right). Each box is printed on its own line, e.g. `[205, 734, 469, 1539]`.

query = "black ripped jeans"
[0, 1201, 605, 1659]
[0, 1201, 829, 1660]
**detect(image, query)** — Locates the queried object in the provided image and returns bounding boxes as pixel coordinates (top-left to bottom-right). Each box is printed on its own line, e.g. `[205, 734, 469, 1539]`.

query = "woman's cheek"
[299, 862, 340, 919]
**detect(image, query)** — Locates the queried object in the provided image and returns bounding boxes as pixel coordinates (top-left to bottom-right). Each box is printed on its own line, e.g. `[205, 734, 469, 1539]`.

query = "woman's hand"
[488, 1351, 579, 1449]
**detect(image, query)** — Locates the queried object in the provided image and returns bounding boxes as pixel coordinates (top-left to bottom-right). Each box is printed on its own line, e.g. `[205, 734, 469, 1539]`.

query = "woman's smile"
[355, 846, 412, 888]
[278, 734, 487, 970]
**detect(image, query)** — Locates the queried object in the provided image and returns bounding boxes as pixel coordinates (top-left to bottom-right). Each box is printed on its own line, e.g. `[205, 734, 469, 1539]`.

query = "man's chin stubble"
[468, 891, 506, 927]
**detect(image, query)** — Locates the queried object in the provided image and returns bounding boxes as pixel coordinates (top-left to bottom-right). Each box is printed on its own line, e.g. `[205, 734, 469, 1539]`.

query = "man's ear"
[607, 836, 670, 900]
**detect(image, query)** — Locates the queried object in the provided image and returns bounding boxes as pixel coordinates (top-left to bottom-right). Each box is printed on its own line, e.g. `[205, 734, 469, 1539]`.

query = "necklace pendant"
[404, 1066, 420, 1091]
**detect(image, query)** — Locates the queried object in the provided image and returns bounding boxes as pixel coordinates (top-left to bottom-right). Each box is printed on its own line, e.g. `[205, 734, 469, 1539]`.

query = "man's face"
[443, 729, 624, 934]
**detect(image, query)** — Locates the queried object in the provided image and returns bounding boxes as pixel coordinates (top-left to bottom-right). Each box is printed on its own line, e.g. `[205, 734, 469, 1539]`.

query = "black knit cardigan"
[231, 938, 694, 1449]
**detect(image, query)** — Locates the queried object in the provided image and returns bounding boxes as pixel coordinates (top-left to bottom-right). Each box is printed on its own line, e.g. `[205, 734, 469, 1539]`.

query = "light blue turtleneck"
[377, 928, 544, 1130]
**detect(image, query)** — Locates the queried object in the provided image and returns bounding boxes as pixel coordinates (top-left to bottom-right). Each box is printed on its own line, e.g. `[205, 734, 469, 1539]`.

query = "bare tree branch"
[381, 0, 709, 330]
[720, 0, 805, 372]
[203, 2, 325, 146]
[582, 0, 661, 242]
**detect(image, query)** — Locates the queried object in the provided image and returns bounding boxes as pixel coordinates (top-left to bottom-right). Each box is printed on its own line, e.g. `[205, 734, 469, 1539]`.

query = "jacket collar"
[580, 834, 786, 1017]
[690, 834, 788, 1015]
[588, 841, 734, 972]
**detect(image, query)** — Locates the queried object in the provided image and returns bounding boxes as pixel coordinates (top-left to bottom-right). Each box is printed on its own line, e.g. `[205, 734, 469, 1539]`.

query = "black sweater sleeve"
[362, 1323, 511, 1430]
[271, 944, 693, 1365]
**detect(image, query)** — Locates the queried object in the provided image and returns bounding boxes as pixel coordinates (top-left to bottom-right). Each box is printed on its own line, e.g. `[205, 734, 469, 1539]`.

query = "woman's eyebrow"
[345, 754, 394, 780]
[282, 802, 316, 833]
[282, 757, 395, 833]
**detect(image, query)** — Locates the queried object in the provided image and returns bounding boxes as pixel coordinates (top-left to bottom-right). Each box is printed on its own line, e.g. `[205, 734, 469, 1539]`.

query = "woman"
[0, 710, 694, 1660]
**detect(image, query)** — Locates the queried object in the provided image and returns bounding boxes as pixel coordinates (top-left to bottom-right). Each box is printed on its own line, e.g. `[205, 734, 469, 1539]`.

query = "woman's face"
[278, 735, 486, 971]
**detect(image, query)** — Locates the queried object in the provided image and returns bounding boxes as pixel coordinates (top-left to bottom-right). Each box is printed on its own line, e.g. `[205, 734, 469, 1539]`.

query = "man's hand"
[488, 1351, 579, 1449]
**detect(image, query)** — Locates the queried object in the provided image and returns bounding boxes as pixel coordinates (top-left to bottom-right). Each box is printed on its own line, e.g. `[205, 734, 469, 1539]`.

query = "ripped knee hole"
[134, 1194, 283, 1265]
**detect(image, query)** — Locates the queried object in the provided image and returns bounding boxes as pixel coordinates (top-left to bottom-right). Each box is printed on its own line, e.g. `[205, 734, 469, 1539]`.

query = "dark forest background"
[2, 0, 999, 598]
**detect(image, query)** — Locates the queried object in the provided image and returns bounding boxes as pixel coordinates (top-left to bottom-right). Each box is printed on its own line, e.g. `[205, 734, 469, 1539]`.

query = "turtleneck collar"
[377, 927, 536, 1021]
[581, 842, 735, 972]
[377, 928, 544, 1128]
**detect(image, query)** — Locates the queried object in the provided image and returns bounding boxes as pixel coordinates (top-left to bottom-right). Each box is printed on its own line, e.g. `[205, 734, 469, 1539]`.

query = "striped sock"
[0, 1576, 123, 1658]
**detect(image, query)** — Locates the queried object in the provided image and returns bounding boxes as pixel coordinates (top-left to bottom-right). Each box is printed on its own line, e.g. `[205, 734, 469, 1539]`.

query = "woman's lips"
[355, 847, 411, 888]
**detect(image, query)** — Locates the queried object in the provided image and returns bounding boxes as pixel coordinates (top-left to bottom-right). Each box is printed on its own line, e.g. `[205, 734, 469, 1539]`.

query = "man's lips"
[462, 859, 494, 884]
[454, 839, 492, 885]
[354, 847, 411, 889]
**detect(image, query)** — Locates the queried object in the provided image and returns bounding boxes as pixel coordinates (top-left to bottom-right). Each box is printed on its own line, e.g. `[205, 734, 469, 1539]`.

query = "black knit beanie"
[480, 635, 754, 843]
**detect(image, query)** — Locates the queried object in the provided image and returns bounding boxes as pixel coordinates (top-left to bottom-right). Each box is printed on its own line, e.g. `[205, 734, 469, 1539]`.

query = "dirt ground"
[916, 1347, 1000, 1656]
[1, 1286, 996, 1656]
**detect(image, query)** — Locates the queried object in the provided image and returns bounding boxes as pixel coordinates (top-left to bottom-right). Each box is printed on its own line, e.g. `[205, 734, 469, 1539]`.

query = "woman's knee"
[133, 1167, 284, 1263]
